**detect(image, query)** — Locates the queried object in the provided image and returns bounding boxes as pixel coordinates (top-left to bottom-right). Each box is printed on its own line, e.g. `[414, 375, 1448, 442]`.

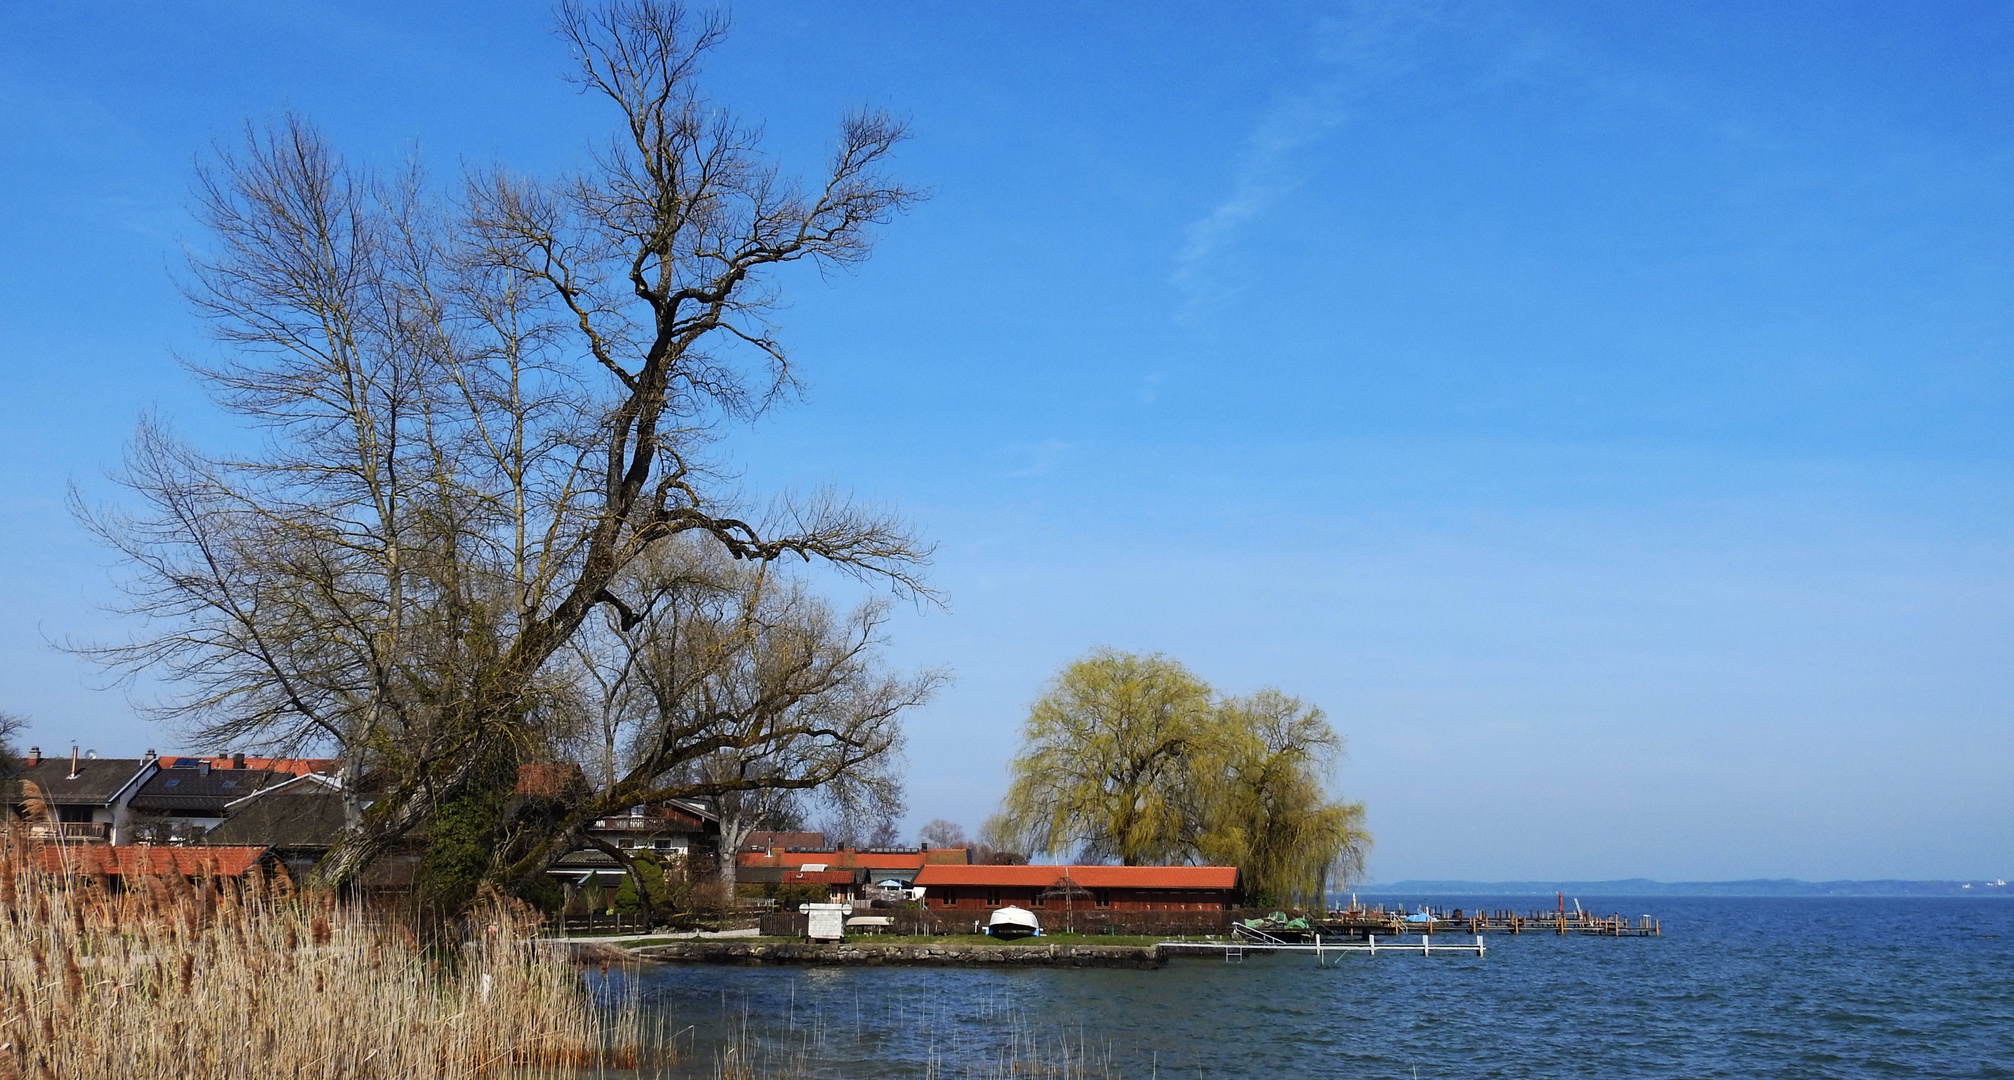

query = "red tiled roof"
[166, 756, 337, 776]
[910, 864, 1238, 889]
[38, 845, 271, 879]
[782, 869, 856, 884]
[514, 763, 586, 798]
[740, 847, 971, 870]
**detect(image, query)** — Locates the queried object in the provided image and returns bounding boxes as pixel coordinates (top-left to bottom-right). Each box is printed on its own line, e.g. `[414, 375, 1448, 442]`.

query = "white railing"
[29, 823, 109, 841]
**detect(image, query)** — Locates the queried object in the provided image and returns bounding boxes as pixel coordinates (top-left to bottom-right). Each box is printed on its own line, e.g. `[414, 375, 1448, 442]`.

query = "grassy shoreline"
[614, 931, 1192, 949]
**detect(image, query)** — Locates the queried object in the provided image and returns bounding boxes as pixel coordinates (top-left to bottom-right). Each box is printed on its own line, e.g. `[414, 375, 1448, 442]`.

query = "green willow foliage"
[996, 650, 1369, 908]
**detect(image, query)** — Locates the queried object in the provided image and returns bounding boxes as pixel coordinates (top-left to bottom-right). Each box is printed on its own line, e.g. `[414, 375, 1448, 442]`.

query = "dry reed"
[0, 820, 668, 1080]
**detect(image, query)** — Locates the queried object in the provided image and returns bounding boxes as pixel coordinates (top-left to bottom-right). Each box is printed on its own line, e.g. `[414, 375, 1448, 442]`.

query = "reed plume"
[0, 821, 666, 1079]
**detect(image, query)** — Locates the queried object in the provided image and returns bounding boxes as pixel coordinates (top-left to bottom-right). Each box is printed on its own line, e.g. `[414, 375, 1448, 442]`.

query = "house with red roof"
[738, 843, 970, 874]
[511, 765, 727, 891]
[910, 864, 1240, 912]
[127, 758, 307, 844]
[735, 843, 969, 895]
[164, 753, 338, 776]
[739, 830, 828, 853]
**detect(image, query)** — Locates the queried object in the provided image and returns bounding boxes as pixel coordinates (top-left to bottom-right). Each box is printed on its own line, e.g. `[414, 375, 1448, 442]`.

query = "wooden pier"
[1161, 933, 1487, 964]
[1237, 903, 1661, 941]
[1323, 905, 1660, 938]
[1159, 902, 1662, 966]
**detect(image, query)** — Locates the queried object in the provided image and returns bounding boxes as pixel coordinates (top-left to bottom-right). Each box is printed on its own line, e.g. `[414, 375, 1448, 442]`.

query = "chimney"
[143, 749, 156, 763]
[68, 746, 80, 780]
[26, 747, 39, 767]
[198, 760, 211, 777]
[231, 752, 245, 770]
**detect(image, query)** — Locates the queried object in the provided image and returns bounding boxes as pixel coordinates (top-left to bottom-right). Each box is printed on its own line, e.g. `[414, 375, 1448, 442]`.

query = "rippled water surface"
[612, 897, 2014, 1079]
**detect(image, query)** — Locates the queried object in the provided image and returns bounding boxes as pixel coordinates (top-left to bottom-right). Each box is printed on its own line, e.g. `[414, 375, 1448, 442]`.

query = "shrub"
[519, 872, 566, 914]
[772, 882, 830, 908]
[689, 878, 731, 912]
[611, 851, 671, 914]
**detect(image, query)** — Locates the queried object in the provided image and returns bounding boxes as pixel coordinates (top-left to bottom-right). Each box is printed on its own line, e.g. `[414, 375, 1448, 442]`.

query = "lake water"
[602, 896, 2014, 1078]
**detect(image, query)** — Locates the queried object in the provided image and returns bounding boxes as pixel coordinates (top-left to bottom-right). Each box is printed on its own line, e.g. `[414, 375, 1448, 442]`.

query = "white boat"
[985, 905, 1040, 940]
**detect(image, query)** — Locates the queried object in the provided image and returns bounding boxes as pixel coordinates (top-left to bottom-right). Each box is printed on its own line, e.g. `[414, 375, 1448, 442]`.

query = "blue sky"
[2, 1, 2010, 882]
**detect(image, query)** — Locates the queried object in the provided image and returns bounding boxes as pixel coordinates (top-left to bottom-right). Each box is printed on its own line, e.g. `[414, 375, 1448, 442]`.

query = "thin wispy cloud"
[1172, 1, 1440, 319]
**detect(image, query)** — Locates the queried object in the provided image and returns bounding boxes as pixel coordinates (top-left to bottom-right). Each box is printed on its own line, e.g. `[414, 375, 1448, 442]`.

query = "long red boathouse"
[911, 864, 1239, 912]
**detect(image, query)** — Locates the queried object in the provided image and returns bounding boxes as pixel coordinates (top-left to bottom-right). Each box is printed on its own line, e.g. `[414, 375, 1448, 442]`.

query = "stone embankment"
[632, 940, 1165, 969]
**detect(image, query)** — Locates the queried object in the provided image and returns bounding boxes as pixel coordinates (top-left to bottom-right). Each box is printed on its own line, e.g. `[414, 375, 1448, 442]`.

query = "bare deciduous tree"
[0, 711, 27, 773]
[916, 818, 965, 849]
[703, 778, 808, 898]
[75, 0, 927, 887]
[515, 538, 936, 899]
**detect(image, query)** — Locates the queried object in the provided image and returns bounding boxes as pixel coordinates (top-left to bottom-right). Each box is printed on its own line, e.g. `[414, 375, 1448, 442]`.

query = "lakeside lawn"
[618, 932, 1210, 948]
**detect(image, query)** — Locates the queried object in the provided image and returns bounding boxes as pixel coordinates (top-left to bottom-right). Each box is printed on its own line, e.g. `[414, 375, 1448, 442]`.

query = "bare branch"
[76, 2, 930, 894]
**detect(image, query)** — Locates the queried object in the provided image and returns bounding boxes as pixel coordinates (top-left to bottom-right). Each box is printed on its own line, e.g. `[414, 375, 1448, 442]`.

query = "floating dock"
[1232, 904, 1660, 941]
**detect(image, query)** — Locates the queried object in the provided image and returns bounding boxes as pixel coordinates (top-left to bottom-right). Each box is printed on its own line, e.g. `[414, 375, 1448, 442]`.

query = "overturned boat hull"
[986, 906, 1041, 940]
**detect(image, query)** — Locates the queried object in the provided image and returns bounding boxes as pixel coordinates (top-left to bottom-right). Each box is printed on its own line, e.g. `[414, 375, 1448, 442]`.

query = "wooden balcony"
[589, 816, 701, 833]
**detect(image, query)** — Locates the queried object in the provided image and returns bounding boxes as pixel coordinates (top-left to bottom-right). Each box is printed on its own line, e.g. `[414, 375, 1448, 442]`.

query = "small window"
[986, 889, 1001, 906]
[940, 889, 957, 907]
[1094, 889, 1111, 908]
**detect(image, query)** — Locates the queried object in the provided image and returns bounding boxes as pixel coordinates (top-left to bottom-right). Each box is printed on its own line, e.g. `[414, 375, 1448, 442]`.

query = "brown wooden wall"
[927, 886, 1232, 911]
[763, 906, 1241, 938]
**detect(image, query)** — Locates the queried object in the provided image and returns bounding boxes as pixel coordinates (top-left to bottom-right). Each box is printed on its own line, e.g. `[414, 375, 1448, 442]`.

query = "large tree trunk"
[313, 734, 498, 889]
[716, 813, 755, 898]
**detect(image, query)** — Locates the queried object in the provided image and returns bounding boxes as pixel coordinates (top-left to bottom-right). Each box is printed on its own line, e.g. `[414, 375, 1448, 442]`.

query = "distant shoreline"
[1357, 878, 2011, 898]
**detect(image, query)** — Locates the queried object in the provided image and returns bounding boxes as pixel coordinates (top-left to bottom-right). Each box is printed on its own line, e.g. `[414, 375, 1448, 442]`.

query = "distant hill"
[1357, 878, 2011, 898]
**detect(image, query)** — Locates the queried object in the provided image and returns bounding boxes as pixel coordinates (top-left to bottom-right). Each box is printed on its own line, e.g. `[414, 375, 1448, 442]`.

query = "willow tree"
[1192, 690, 1369, 908]
[76, 0, 928, 887]
[995, 651, 1370, 904]
[996, 650, 1214, 866]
